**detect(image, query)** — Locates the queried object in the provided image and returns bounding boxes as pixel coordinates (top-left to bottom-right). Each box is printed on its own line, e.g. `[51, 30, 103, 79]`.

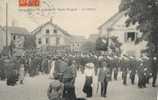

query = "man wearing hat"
[121, 55, 129, 85]
[54, 56, 67, 82]
[129, 56, 137, 85]
[97, 59, 110, 97]
[151, 56, 157, 87]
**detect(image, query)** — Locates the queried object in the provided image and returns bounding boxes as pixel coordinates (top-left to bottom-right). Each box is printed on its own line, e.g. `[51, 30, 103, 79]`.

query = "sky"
[0, 0, 121, 37]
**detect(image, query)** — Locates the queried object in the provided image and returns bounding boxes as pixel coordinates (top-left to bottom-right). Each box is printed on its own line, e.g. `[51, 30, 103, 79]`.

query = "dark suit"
[98, 67, 110, 97]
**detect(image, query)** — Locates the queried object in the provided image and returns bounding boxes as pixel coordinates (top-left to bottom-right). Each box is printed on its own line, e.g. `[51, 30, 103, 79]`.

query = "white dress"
[49, 60, 55, 79]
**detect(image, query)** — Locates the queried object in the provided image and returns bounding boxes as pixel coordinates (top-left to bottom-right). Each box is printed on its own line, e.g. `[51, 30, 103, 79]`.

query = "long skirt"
[63, 86, 76, 100]
[7, 71, 18, 86]
[83, 76, 93, 97]
[63, 78, 76, 100]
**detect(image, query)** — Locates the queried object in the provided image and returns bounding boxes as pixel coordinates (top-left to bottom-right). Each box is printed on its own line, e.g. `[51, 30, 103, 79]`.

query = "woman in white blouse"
[83, 62, 95, 97]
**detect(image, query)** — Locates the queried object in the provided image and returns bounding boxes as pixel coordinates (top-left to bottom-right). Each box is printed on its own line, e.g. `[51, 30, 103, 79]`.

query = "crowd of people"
[46, 53, 157, 100]
[0, 52, 157, 100]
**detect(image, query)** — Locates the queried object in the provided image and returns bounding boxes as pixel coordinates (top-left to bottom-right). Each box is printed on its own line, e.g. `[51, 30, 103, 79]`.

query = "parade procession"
[0, 0, 158, 100]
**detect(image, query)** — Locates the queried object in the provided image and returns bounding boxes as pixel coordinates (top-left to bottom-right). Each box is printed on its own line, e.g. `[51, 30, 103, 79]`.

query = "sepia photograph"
[0, 0, 158, 100]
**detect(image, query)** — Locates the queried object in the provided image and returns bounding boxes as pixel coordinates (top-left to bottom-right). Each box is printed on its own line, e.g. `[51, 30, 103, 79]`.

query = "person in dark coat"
[7, 68, 18, 86]
[137, 59, 144, 88]
[62, 59, 76, 100]
[113, 67, 118, 80]
[54, 57, 66, 82]
[151, 57, 158, 87]
[71, 60, 77, 85]
[97, 60, 110, 97]
[121, 57, 128, 85]
[130, 68, 136, 85]
[6, 59, 19, 86]
[129, 57, 137, 85]
[0, 58, 6, 80]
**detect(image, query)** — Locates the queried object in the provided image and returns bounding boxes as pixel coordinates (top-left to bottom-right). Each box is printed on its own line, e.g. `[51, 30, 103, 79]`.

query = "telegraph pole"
[6, 1, 8, 47]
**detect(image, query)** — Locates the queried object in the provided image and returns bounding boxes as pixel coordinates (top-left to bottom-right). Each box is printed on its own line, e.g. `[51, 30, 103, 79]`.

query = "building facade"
[1, 26, 29, 56]
[98, 11, 147, 57]
[32, 19, 73, 54]
[7, 26, 29, 56]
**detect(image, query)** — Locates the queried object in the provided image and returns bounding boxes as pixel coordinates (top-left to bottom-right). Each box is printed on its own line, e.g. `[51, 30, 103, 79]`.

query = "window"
[38, 38, 42, 44]
[13, 35, 16, 40]
[46, 29, 50, 34]
[46, 38, 49, 44]
[54, 29, 57, 34]
[126, 32, 136, 42]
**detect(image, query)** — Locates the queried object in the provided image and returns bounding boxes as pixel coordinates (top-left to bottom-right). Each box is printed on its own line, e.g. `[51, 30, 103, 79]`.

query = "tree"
[23, 35, 36, 50]
[81, 41, 96, 53]
[96, 37, 108, 51]
[110, 36, 122, 56]
[96, 36, 122, 56]
[119, 0, 158, 87]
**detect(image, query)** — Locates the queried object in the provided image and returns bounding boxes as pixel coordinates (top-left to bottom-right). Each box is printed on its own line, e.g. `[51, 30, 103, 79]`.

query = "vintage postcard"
[0, 0, 157, 100]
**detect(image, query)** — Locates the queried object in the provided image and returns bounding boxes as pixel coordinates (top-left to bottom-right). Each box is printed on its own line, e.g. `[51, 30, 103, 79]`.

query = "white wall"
[99, 15, 147, 57]
[35, 23, 72, 48]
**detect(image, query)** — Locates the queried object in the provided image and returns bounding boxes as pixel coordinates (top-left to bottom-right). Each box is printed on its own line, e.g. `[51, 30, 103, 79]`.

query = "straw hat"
[86, 62, 94, 69]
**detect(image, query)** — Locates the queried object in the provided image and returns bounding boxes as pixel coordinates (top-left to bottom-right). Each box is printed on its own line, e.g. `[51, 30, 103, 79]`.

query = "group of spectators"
[47, 53, 157, 100]
[0, 52, 157, 100]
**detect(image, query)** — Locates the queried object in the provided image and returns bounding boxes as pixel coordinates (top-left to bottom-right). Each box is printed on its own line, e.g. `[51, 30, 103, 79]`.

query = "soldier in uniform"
[106, 56, 113, 81]
[129, 56, 137, 85]
[97, 59, 110, 97]
[137, 58, 145, 88]
[121, 56, 128, 85]
[113, 56, 119, 80]
[54, 56, 66, 82]
[151, 57, 158, 87]
[0, 57, 6, 80]
[62, 59, 77, 100]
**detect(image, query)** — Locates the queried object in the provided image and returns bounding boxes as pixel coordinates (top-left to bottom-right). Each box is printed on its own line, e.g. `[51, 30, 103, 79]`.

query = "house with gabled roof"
[2, 26, 29, 56]
[3, 26, 29, 49]
[98, 11, 147, 57]
[32, 19, 73, 53]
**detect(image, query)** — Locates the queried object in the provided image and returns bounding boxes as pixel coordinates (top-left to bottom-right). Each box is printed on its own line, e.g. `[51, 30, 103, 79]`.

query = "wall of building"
[35, 23, 72, 49]
[99, 15, 147, 57]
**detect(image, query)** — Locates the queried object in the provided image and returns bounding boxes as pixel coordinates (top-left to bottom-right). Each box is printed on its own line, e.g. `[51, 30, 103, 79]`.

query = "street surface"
[0, 71, 157, 100]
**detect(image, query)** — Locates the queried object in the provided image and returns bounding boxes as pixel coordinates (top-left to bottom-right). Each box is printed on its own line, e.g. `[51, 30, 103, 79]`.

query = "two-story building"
[2, 26, 29, 56]
[32, 19, 73, 54]
[98, 11, 147, 57]
[9, 27, 29, 56]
